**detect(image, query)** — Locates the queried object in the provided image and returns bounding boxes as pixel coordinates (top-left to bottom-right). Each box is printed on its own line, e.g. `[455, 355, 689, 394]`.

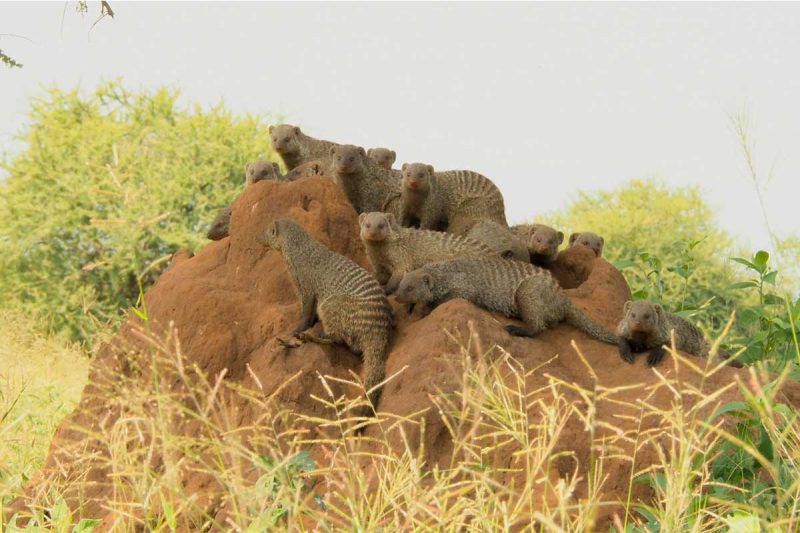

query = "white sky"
[1, 2, 798, 251]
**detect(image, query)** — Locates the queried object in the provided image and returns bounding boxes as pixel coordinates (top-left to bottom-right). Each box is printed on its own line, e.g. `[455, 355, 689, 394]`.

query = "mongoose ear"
[271, 162, 281, 175]
[569, 233, 579, 246]
[422, 273, 433, 289]
[367, 148, 374, 157]
[269, 125, 274, 134]
[385, 212, 399, 228]
[390, 150, 396, 159]
[401, 163, 408, 171]
[358, 213, 367, 225]
[358, 146, 366, 157]
[330, 146, 337, 156]
[599, 236, 605, 245]
[557, 231, 564, 244]
[426, 165, 434, 175]
[293, 126, 301, 135]
[624, 300, 632, 313]
[654, 304, 663, 315]
[245, 162, 252, 174]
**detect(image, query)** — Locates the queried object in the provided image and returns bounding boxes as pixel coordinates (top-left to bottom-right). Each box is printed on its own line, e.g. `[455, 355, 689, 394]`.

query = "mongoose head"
[622, 300, 664, 334]
[269, 124, 302, 155]
[367, 148, 397, 170]
[286, 161, 324, 180]
[569, 232, 604, 257]
[528, 224, 564, 257]
[331, 144, 367, 175]
[394, 270, 435, 306]
[401, 163, 434, 193]
[359, 212, 400, 243]
[245, 160, 282, 185]
[259, 218, 302, 251]
[206, 207, 232, 241]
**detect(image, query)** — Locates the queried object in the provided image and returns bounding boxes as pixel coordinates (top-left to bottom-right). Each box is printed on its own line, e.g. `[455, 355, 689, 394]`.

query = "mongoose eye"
[644, 314, 651, 319]
[405, 286, 413, 292]
[283, 137, 290, 143]
[378, 223, 385, 229]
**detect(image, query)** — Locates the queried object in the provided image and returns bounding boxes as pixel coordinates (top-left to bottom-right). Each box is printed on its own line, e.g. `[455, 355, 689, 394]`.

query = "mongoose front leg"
[505, 324, 538, 337]
[291, 295, 318, 335]
[296, 330, 339, 346]
[618, 339, 635, 364]
[383, 273, 404, 295]
[647, 345, 666, 367]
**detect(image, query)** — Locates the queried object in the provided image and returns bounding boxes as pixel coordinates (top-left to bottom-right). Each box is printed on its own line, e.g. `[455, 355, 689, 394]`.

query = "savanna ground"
[1, 82, 800, 531]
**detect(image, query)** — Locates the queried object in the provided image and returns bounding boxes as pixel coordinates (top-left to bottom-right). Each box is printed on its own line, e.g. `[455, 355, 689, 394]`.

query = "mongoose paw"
[277, 336, 304, 349]
[619, 350, 635, 364]
[647, 347, 666, 367]
[405, 303, 415, 314]
[505, 324, 535, 338]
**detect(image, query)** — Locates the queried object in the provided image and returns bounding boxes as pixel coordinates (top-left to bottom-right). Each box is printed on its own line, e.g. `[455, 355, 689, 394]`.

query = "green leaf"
[729, 281, 758, 290]
[73, 519, 101, 533]
[753, 250, 770, 271]
[763, 270, 778, 286]
[732, 257, 758, 271]
[711, 401, 749, 420]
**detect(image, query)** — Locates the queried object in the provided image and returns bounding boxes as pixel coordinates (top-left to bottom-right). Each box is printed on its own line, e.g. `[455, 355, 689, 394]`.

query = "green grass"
[0, 310, 89, 504]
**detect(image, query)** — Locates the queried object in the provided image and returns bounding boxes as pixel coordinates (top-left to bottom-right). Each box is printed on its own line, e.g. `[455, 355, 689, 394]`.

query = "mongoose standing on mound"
[367, 148, 397, 170]
[399, 163, 507, 235]
[394, 257, 618, 344]
[616, 300, 741, 367]
[207, 207, 232, 241]
[511, 224, 564, 266]
[269, 124, 339, 171]
[569, 232, 605, 257]
[359, 211, 497, 293]
[245, 160, 284, 185]
[259, 219, 393, 417]
[330, 144, 403, 217]
[466, 220, 530, 262]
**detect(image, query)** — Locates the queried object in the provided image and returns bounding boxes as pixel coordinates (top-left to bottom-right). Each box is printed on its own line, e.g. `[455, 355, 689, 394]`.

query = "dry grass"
[2, 321, 800, 532]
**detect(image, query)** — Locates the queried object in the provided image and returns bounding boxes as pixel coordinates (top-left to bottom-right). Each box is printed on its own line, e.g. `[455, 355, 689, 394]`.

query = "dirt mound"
[10, 172, 800, 527]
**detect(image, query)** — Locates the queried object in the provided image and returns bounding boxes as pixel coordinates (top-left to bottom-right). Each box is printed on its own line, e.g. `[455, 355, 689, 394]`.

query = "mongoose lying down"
[399, 163, 507, 235]
[359, 211, 496, 293]
[511, 223, 564, 266]
[258, 218, 394, 417]
[466, 220, 529, 262]
[330, 145, 403, 217]
[367, 147, 396, 170]
[616, 300, 742, 367]
[269, 124, 339, 171]
[569, 232, 604, 257]
[394, 257, 618, 344]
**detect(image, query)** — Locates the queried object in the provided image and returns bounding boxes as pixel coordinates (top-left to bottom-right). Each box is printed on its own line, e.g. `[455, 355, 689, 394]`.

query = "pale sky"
[2, 2, 798, 252]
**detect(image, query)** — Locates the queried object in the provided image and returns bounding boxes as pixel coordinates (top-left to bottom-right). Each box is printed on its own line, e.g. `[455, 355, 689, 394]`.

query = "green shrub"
[0, 81, 278, 345]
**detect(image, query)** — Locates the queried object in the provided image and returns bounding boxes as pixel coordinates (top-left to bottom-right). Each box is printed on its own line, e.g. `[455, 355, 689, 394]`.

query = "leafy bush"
[0, 81, 278, 345]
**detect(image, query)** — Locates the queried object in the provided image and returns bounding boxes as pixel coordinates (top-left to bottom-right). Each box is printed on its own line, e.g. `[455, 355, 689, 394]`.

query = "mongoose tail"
[563, 300, 618, 344]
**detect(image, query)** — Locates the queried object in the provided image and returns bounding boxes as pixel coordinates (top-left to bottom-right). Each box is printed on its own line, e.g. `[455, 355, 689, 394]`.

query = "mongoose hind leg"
[296, 330, 340, 346]
[647, 345, 666, 367]
[507, 277, 548, 338]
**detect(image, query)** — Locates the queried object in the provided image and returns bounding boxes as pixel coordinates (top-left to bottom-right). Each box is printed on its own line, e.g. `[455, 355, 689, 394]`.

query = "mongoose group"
[204, 124, 741, 418]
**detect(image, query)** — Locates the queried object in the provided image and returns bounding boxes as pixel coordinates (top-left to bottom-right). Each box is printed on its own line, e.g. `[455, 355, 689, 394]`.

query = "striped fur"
[261, 218, 392, 414]
[399, 163, 507, 236]
[395, 257, 617, 344]
[359, 211, 497, 292]
[330, 145, 403, 218]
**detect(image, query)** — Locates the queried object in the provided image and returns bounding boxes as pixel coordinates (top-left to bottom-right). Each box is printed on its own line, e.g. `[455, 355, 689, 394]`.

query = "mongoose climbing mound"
[359, 211, 496, 293]
[395, 257, 618, 344]
[569, 231, 605, 257]
[367, 147, 397, 170]
[330, 144, 403, 217]
[270, 124, 339, 171]
[511, 223, 565, 266]
[259, 218, 393, 417]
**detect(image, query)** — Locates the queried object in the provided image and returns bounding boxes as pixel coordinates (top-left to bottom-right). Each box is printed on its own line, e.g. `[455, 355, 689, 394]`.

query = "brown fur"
[259, 219, 393, 419]
[366, 148, 396, 170]
[568, 232, 604, 257]
[359, 211, 496, 293]
[330, 144, 403, 217]
[511, 223, 564, 266]
[399, 163, 507, 235]
[616, 300, 740, 367]
[269, 124, 339, 171]
[466, 220, 529, 262]
[206, 207, 232, 241]
[395, 257, 617, 344]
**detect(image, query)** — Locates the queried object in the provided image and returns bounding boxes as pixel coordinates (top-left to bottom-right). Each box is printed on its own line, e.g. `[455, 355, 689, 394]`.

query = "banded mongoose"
[330, 144, 403, 217]
[569, 232, 604, 257]
[466, 220, 529, 262]
[510, 223, 565, 266]
[367, 147, 397, 170]
[616, 300, 741, 367]
[400, 163, 507, 235]
[269, 124, 339, 171]
[359, 211, 496, 293]
[394, 257, 618, 344]
[259, 218, 393, 416]
[245, 160, 284, 185]
[207, 206, 232, 241]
